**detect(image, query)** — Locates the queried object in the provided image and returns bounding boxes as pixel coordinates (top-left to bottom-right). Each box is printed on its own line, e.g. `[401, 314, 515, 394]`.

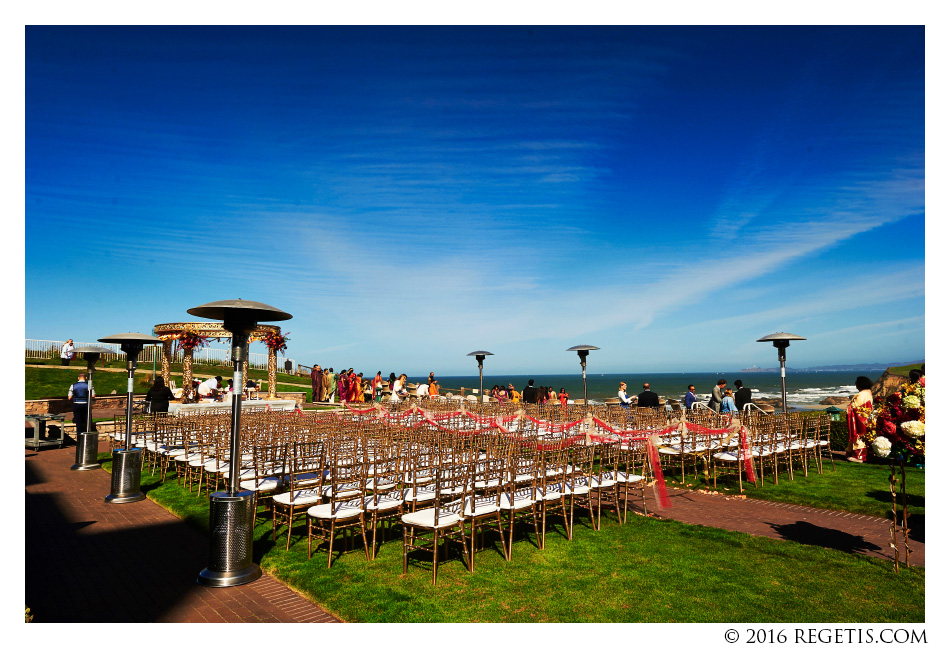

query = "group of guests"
[614, 378, 754, 412]
[688, 379, 753, 413]
[310, 366, 435, 404]
[309, 366, 377, 404]
[521, 380, 569, 405]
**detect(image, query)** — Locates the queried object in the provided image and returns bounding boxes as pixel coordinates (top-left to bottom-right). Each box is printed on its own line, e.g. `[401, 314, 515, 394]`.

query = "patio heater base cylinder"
[105, 448, 145, 503]
[197, 490, 261, 587]
[70, 432, 101, 471]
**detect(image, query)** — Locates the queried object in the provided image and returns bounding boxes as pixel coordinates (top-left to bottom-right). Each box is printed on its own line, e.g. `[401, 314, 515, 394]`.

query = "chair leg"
[431, 528, 439, 586]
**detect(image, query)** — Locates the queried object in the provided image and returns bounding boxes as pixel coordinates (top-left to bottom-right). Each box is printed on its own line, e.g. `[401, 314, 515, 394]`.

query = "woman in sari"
[372, 371, 383, 402]
[338, 370, 349, 404]
[846, 376, 874, 462]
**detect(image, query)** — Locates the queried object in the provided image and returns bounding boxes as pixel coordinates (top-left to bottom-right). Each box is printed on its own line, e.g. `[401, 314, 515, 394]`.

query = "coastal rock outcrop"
[819, 396, 851, 406]
[871, 370, 910, 401]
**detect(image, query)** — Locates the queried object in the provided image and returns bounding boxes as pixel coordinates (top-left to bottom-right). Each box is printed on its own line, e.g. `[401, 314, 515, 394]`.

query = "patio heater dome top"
[756, 332, 806, 344]
[467, 351, 494, 357]
[566, 344, 600, 352]
[98, 332, 163, 346]
[73, 345, 114, 355]
[187, 299, 292, 325]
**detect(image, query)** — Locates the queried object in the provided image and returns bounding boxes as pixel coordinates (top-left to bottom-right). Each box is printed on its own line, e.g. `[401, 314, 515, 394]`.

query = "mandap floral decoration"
[263, 329, 290, 356]
[174, 330, 210, 354]
[866, 380, 924, 463]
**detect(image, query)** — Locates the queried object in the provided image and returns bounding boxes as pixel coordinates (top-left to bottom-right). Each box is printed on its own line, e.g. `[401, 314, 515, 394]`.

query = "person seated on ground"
[720, 388, 739, 415]
[618, 381, 635, 407]
[733, 379, 753, 411]
[429, 379, 440, 398]
[637, 383, 660, 408]
[145, 376, 175, 414]
[508, 384, 520, 404]
[490, 385, 500, 400]
[684, 384, 698, 409]
[415, 381, 429, 398]
[197, 375, 222, 400]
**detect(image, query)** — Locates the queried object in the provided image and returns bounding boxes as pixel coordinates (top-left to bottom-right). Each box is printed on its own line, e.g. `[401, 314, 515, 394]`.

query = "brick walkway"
[24, 441, 341, 623]
[628, 486, 924, 567]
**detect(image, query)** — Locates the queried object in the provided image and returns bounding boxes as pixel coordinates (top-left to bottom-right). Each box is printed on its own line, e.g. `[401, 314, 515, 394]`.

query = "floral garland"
[263, 329, 290, 356]
[867, 380, 924, 462]
[174, 330, 210, 354]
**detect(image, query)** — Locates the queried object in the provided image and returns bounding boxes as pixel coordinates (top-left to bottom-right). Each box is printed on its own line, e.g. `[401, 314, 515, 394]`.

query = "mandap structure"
[153, 321, 284, 399]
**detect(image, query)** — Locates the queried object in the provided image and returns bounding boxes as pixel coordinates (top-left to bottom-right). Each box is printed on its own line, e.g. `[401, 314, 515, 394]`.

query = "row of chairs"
[116, 409, 654, 584]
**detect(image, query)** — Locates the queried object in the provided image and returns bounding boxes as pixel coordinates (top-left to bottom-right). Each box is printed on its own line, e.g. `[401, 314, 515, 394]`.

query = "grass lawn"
[663, 457, 925, 521]
[102, 453, 924, 623]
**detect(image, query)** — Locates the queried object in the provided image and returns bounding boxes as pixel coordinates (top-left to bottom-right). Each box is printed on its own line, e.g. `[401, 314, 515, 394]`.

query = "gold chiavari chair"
[272, 439, 327, 550]
[462, 436, 508, 569]
[307, 442, 369, 567]
[401, 443, 472, 585]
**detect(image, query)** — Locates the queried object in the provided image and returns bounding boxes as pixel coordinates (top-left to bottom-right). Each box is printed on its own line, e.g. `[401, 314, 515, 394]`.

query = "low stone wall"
[27, 393, 304, 416]
[275, 392, 306, 406]
[26, 395, 145, 415]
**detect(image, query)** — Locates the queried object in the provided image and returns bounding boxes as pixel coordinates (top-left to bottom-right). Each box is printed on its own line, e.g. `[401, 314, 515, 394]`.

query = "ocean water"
[410, 371, 866, 410]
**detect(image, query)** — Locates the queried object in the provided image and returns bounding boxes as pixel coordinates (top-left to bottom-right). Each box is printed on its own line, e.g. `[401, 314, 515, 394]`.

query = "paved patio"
[24, 440, 340, 623]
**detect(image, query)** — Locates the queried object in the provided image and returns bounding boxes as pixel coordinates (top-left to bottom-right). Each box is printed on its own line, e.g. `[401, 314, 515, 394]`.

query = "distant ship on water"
[740, 364, 774, 372]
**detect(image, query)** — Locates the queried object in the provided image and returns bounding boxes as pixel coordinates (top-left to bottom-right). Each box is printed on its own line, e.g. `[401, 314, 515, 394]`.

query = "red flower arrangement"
[866, 381, 924, 463]
[263, 330, 290, 356]
[175, 330, 210, 354]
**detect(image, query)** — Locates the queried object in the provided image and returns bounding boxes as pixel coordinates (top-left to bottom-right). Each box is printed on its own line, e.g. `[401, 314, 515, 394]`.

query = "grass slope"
[103, 453, 924, 624]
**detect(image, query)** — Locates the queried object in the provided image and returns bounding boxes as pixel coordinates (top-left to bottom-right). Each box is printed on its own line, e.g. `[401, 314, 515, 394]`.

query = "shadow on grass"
[768, 520, 881, 555]
[865, 489, 924, 508]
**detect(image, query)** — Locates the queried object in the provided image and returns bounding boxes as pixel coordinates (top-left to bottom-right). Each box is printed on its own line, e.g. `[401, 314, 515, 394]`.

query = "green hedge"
[830, 420, 849, 452]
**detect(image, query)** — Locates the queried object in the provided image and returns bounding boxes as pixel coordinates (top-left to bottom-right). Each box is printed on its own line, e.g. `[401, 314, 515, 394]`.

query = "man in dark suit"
[733, 379, 753, 411]
[522, 379, 539, 404]
[636, 383, 660, 408]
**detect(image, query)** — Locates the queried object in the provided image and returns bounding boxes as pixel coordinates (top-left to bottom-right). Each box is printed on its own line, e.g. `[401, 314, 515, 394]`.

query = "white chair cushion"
[307, 500, 363, 520]
[500, 489, 538, 510]
[273, 488, 323, 507]
[364, 493, 404, 512]
[463, 496, 500, 517]
[402, 506, 462, 529]
[240, 475, 282, 492]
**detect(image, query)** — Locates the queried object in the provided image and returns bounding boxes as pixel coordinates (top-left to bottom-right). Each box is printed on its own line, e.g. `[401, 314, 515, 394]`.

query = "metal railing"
[26, 338, 296, 373]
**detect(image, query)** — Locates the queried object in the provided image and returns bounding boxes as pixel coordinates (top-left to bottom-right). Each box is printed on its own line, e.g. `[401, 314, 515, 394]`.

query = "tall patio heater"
[566, 344, 599, 407]
[188, 299, 292, 587]
[467, 351, 493, 404]
[70, 345, 112, 471]
[98, 332, 162, 503]
[756, 332, 806, 415]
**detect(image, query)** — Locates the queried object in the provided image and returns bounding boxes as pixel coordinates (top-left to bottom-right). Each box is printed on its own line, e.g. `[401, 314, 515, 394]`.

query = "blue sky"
[24, 25, 926, 374]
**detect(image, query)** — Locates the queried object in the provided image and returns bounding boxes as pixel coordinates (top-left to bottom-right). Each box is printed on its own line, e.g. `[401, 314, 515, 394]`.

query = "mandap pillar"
[267, 347, 278, 399]
[182, 348, 195, 391]
[161, 339, 173, 388]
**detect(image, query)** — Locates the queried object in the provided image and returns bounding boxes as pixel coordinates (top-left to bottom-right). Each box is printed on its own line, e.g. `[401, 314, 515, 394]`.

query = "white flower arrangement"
[902, 394, 922, 410]
[871, 436, 892, 458]
[900, 420, 925, 439]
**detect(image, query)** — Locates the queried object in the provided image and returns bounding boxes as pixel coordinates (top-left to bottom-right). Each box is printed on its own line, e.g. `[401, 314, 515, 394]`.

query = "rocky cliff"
[871, 369, 911, 401]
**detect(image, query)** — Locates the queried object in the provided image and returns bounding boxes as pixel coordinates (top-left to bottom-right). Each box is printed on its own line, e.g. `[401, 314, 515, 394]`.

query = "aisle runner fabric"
[340, 403, 758, 511]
